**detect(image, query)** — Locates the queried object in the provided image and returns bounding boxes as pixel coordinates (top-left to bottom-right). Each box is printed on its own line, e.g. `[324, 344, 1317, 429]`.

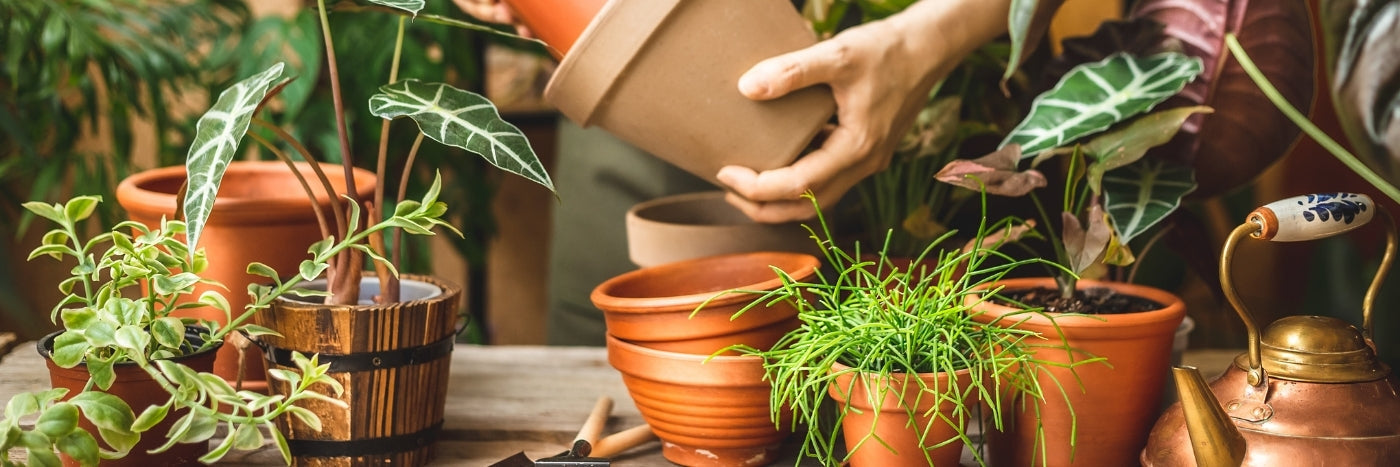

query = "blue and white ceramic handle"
[1247, 193, 1375, 241]
[1225, 192, 1394, 387]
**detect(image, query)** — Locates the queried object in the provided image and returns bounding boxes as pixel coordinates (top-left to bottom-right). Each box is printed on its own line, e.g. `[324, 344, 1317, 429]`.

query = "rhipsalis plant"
[1, 188, 456, 466]
[722, 193, 1083, 466]
[182, 0, 553, 306]
[936, 52, 1207, 298]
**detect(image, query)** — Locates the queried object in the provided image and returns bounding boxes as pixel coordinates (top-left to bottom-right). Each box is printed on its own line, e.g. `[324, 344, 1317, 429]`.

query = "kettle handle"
[1221, 193, 1395, 386]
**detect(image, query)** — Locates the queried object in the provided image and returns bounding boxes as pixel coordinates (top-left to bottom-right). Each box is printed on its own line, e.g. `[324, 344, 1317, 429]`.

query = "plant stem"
[391, 133, 426, 271]
[317, 0, 361, 304]
[369, 16, 410, 304]
[248, 132, 332, 241]
[1224, 33, 1400, 206]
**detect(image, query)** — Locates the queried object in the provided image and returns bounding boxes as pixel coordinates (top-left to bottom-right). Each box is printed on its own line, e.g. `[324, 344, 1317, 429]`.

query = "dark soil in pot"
[993, 286, 1164, 314]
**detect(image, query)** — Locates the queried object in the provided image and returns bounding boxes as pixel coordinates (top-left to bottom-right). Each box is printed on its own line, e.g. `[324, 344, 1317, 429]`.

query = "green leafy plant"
[1, 192, 457, 465]
[936, 51, 1207, 299]
[180, 0, 553, 306]
[724, 194, 1081, 466]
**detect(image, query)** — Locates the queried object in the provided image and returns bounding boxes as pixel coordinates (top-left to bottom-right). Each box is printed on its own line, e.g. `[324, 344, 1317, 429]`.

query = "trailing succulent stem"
[2, 187, 455, 466]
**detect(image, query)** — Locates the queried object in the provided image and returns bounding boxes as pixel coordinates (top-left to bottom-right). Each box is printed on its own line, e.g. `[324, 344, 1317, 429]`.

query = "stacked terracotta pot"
[592, 252, 819, 467]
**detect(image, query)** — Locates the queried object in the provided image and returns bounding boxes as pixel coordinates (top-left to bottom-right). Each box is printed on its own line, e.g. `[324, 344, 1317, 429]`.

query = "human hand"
[717, 0, 1011, 223]
[452, 0, 532, 37]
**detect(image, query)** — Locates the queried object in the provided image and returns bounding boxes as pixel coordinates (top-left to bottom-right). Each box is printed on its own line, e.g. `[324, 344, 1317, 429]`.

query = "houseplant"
[726, 194, 1081, 466]
[171, 0, 553, 464]
[934, 50, 1200, 465]
[0, 193, 452, 465]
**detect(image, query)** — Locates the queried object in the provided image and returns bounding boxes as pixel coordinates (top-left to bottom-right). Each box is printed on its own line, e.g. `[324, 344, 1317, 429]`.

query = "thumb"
[738, 42, 840, 101]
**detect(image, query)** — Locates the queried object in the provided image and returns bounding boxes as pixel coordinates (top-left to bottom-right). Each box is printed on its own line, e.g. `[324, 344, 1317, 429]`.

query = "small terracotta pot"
[39, 329, 221, 467]
[501, 0, 607, 59]
[967, 278, 1186, 467]
[591, 251, 819, 354]
[606, 334, 789, 467]
[626, 191, 818, 268]
[545, 0, 835, 186]
[828, 362, 976, 467]
[115, 161, 376, 390]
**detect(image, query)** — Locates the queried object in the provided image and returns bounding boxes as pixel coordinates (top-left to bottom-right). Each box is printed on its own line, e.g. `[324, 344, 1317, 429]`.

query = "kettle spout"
[1173, 366, 1246, 467]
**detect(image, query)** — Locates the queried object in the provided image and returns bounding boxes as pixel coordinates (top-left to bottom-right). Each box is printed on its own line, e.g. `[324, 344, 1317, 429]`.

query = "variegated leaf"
[1102, 158, 1196, 244]
[368, 80, 554, 192]
[1084, 105, 1213, 194]
[367, 0, 424, 15]
[183, 63, 287, 251]
[1001, 52, 1204, 157]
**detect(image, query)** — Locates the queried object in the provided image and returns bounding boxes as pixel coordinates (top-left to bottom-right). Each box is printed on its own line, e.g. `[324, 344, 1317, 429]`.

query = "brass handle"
[1221, 193, 1395, 386]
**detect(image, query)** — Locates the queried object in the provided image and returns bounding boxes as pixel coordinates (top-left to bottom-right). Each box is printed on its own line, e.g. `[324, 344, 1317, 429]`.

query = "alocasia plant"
[180, 0, 554, 306]
[937, 52, 1206, 297]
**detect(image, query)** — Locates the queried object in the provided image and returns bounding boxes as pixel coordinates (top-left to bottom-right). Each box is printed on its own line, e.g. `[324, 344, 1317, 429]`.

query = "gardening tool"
[490, 395, 659, 466]
[1142, 193, 1400, 466]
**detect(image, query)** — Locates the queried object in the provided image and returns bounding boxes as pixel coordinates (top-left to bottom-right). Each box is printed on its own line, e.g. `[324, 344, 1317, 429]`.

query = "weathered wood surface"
[0, 342, 1242, 465]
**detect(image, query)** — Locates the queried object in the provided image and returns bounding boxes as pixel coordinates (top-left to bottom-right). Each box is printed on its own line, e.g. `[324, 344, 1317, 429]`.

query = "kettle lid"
[1248, 315, 1391, 383]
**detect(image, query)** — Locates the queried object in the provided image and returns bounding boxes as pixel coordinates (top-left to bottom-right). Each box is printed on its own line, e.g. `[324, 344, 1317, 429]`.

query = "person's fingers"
[722, 192, 818, 223]
[738, 40, 849, 101]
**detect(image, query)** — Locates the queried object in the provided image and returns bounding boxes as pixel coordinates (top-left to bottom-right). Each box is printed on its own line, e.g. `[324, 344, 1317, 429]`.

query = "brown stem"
[247, 131, 332, 241]
[317, 0, 363, 303]
[367, 209, 399, 304]
[251, 119, 346, 241]
[392, 133, 426, 271]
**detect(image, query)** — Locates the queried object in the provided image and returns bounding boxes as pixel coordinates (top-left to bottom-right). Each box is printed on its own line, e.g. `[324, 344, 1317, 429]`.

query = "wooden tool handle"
[575, 395, 613, 444]
[590, 424, 657, 458]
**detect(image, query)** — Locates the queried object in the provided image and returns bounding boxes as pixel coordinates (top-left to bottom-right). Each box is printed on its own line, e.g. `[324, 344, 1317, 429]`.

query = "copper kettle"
[1142, 193, 1400, 466]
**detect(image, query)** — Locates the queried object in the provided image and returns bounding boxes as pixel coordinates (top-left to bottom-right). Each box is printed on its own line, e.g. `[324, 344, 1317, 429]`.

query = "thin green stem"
[1224, 33, 1400, 205]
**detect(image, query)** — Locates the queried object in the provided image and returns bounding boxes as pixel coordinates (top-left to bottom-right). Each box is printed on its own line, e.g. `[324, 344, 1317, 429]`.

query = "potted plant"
[724, 194, 1079, 466]
[933, 50, 1202, 465]
[171, 1, 553, 464]
[0, 194, 447, 466]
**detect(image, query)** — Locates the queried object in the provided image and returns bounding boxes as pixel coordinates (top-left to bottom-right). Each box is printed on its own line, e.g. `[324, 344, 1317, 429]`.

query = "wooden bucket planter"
[254, 274, 462, 466]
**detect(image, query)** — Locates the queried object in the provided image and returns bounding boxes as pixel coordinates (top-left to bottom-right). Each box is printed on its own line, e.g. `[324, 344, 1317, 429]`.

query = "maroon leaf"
[935, 145, 1047, 197]
[1130, 0, 1316, 197]
[1061, 205, 1111, 275]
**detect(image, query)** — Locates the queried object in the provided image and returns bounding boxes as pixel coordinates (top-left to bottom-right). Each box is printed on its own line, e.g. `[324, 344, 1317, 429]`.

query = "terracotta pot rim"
[591, 251, 819, 313]
[969, 278, 1186, 333]
[627, 191, 807, 228]
[271, 273, 462, 312]
[116, 161, 377, 223]
[607, 333, 759, 364]
[827, 362, 974, 410]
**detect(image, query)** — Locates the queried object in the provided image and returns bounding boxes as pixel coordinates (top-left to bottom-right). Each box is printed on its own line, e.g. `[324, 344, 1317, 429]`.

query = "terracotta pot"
[39, 329, 221, 467]
[545, 0, 835, 186]
[828, 362, 976, 467]
[590, 251, 819, 354]
[501, 0, 607, 59]
[255, 274, 461, 467]
[606, 334, 788, 467]
[115, 161, 376, 390]
[626, 191, 818, 268]
[967, 278, 1186, 467]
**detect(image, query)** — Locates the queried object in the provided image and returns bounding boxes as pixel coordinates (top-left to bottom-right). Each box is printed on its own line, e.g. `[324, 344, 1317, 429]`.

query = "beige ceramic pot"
[545, 0, 835, 186]
[606, 334, 789, 467]
[967, 278, 1186, 467]
[590, 251, 819, 355]
[828, 362, 977, 467]
[115, 161, 376, 389]
[626, 191, 818, 268]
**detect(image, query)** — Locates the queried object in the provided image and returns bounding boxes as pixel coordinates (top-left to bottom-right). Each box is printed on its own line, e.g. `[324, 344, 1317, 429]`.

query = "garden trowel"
[490, 396, 657, 466]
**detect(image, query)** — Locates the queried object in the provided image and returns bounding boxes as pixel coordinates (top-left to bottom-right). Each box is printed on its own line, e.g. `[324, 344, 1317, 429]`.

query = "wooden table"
[0, 340, 1241, 465]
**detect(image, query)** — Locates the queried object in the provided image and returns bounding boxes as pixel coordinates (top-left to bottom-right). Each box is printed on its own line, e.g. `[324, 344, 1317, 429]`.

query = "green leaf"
[286, 406, 322, 432]
[200, 428, 237, 464]
[35, 402, 79, 438]
[155, 360, 199, 388]
[83, 321, 117, 348]
[21, 201, 66, 225]
[238, 324, 280, 338]
[152, 272, 200, 296]
[1102, 158, 1197, 244]
[298, 260, 327, 282]
[62, 196, 102, 223]
[269, 422, 291, 465]
[27, 244, 69, 262]
[1005, 0, 1040, 83]
[55, 431, 99, 466]
[68, 392, 136, 455]
[60, 307, 97, 331]
[1001, 52, 1204, 156]
[367, 0, 425, 15]
[131, 404, 169, 433]
[151, 317, 186, 349]
[177, 411, 218, 444]
[368, 80, 554, 192]
[86, 353, 117, 390]
[51, 332, 89, 368]
[246, 262, 279, 281]
[196, 291, 231, 319]
[114, 325, 150, 353]
[231, 423, 263, 450]
[26, 448, 60, 467]
[5, 392, 44, 419]
[183, 62, 287, 251]
[1083, 106, 1213, 194]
